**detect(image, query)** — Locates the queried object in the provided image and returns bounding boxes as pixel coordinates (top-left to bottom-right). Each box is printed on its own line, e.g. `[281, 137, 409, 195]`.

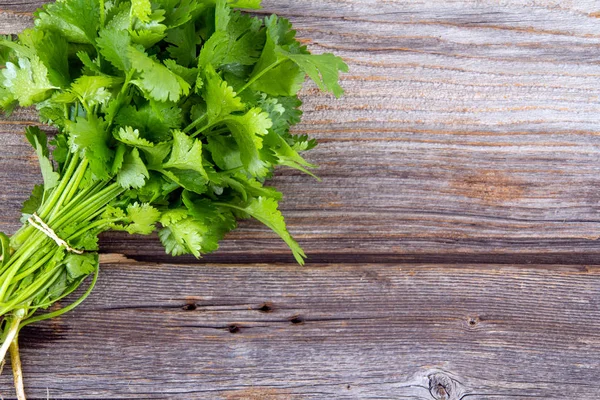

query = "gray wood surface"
[3, 259, 600, 399]
[0, 0, 599, 398]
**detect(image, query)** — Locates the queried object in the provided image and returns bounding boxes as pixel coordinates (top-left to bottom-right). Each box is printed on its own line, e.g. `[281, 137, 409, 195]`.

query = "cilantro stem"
[0, 309, 24, 367]
[237, 59, 285, 95]
[9, 336, 25, 400]
[19, 265, 99, 329]
[183, 114, 207, 134]
[48, 158, 88, 220]
[99, 0, 106, 27]
[190, 119, 222, 138]
[38, 152, 80, 220]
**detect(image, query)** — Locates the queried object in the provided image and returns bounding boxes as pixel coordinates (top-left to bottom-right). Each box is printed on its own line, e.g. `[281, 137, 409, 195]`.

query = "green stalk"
[237, 59, 284, 94]
[9, 336, 25, 400]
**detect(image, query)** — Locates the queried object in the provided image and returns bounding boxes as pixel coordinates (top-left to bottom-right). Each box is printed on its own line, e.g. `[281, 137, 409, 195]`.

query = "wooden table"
[1, 0, 600, 398]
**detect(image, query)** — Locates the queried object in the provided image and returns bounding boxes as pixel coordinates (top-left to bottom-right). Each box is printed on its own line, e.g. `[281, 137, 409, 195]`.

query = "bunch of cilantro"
[0, 0, 346, 396]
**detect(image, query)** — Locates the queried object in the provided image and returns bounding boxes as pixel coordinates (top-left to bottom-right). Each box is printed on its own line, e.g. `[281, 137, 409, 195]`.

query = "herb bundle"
[0, 0, 346, 396]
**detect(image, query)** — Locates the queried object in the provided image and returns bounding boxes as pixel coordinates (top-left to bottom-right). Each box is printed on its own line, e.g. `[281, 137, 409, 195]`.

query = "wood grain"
[0, 0, 599, 399]
[2, 0, 600, 264]
[0, 260, 598, 399]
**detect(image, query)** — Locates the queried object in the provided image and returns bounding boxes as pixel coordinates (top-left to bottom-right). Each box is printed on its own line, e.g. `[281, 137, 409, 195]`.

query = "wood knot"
[428, 372, 458, 400]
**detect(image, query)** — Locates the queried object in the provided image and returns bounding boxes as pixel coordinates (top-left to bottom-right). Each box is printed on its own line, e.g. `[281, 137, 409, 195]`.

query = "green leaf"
[165, 21, 199, 67]
[110, 202, 161, 235]
[66, 115, 112, 180]
[164, 60, 198, 86]
[263, 130, 319, 179]
[228, 0, 262, 9]
[35, 0, 101, 44]
[2, 56, 58, 106]
[250, 15, 347, 97]
[197, 1, 264, 69]
[155, 0, 206, 28]
[284, 52, 349, 98]
[163, 130, 208, 179]
[25, 126, 60, 190]
[70, 76, 116, 106]
[129, 47, 191, 102]
[19, 29, 70, 88]
[223, 107, 272, 177]
[77, 51, 102, 75]
[158, 207, 228, 257]
[131, 0, 153, 23]
[115, 101, 182, 143]
[21, 184, 44, 216]
[130, 12, 168, 48]
[114, 126, 172, 169]
[161, 168, 207, 194]
[64, 253, 98, 279]
[115, 126, 155, 147]
[111, 143, 126, 175]
[117, 148, 149, 189]
[125, 202, 160, 234]
[97, 27, 131, 72]
[206, 135, 242, 171]
[223, 196, 306, 265]
[202, 64, 244, 123]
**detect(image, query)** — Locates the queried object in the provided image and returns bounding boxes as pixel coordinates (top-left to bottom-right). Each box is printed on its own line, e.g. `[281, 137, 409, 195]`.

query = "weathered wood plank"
[1, 1, 600, 264]
[0, 260, 598, 399]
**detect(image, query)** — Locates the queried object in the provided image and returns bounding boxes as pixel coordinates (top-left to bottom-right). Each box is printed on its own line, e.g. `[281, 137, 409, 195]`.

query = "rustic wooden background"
[1, 0, 600, 398]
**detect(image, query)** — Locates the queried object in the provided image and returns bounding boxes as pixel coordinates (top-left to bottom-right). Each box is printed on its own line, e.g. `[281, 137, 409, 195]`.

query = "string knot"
[27, 213, 84, 254]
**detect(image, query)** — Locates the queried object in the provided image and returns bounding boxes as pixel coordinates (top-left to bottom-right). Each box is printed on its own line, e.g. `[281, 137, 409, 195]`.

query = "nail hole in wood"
[257, 302, 273, 313]
[468, 317, 477, 326]
[289, 315, 304, 325]
[183, 303, 197, 311]
[228, 324, 240, 334]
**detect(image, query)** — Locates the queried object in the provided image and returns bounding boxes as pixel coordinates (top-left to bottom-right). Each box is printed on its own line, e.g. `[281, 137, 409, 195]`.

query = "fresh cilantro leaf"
[228, 0, 262, 9]
[166, 21, 199, 67]
[163, 130, 208, 179]
[206, 134, 242, 171]
[164, 60, 199, 86]
[221, 196, 306, 264]
[35, 0, 101, 44]
[64, 253, 98, 279]
[250, 15, 347, 97]
[70, 75, 116, 106]
[263, 130, 319, 179]
[115, 101, 182, 143]
[25, 126, 60, 190]
[66, 115, 113, 180]
[129, 47, 191, 102]
[285, 52, 349, 98]
[158, 209, 207, 257]
[111, 143, 127, 175]
[130, 12, 168, 48]
[19, 29, 70, 88]
[117, 148, 150, 189]
[125, 202, 161, 234]
[110, 202, 161, 234]
[131, 0, 153, 23]
[160, 0, 206, 28]
[2, 56, 58, 106]
[21, 184, 44, 216]
[223, 107, 272, 177]
[198, 0, 263, 69]
[202, 64, 244, 123]
[77, 51, 103, 75]
[116, 126, 155, 147]
[97, 26, 131, 72]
